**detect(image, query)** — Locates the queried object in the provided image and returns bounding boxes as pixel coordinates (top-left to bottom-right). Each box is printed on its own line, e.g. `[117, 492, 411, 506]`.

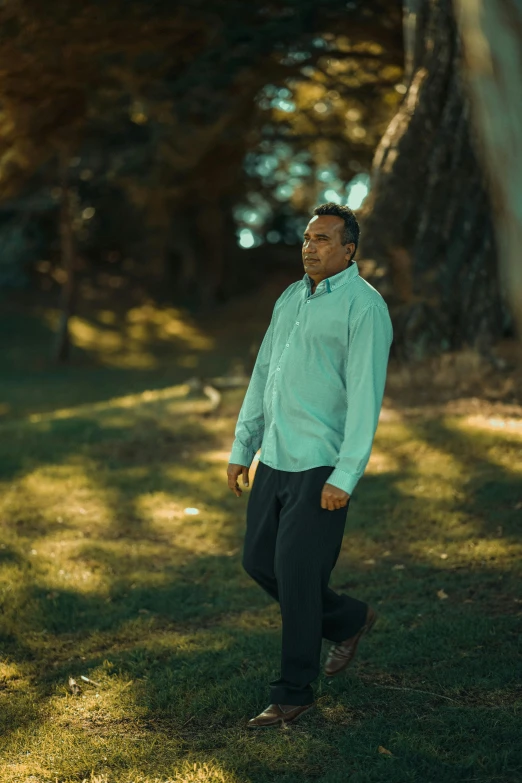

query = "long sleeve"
[326, 303, 393, 496]
[228, 302, 279, 467]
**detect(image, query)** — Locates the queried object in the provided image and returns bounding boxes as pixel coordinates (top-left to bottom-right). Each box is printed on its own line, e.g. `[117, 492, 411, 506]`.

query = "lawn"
[0, 296, 521, 783]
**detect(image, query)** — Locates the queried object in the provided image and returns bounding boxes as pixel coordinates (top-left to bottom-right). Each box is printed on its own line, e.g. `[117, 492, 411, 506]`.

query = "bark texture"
[358, 0, 507, 361]
[453, 0, 522, 340]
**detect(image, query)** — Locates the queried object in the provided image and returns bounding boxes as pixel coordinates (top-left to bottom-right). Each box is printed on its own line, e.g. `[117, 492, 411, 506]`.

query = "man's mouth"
[304, 258, 319, 263]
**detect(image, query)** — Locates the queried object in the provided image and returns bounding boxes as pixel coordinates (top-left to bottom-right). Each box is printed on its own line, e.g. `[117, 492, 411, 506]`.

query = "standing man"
[227, 202, 393, 728]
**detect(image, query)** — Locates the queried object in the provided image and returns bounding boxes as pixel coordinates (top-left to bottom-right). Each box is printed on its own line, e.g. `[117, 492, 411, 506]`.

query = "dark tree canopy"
[0, 1, 403, 319]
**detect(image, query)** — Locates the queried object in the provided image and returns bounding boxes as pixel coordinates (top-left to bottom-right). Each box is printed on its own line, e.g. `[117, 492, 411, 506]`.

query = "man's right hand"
[227, 463, 250, 497]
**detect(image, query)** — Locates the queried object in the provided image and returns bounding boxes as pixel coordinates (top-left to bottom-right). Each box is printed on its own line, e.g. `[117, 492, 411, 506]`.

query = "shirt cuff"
[229, 442, 258, 467]
[325, 468, 359, 496]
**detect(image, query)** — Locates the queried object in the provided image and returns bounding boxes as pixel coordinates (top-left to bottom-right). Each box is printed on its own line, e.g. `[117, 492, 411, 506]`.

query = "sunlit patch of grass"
[41, 764, 243, 783]
[135, 495, 237, 557]
[40, 306, 215, 369]
[364, 447, 401, 475]
[23, 383, 197, 425]
[458, 413, 522, 435]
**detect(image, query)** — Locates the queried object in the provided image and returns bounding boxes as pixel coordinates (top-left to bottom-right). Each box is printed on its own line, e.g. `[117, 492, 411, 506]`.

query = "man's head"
[302, 203, 360, 285]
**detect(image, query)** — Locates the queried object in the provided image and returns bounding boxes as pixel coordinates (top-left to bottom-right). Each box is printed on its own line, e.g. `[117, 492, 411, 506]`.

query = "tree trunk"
[453, 0, 522, 340]
[54, 151, 77, 363]
[195, 201, 225, 312]
[172, 207, 200, 302]
[358, 0, 507, 361]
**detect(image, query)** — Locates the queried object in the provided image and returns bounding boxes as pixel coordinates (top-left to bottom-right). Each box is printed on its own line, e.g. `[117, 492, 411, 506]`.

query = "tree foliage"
[0, 1, 403, 323]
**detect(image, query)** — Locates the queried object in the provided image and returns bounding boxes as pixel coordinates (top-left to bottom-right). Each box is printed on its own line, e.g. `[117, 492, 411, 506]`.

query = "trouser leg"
[268, 466, 367, 706]
[242, 462, 367, 706]
[242, 460, 281, 601]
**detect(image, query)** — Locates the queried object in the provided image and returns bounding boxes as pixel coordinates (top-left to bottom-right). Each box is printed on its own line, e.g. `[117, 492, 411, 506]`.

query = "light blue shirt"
[229, 260, 393, 495]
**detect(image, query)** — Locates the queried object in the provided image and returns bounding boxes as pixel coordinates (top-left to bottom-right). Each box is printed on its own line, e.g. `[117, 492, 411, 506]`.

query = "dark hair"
[312, 202, 360, 259]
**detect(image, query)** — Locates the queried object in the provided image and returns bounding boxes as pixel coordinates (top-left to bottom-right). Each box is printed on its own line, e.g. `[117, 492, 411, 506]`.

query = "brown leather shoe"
[246, 702, 314, 728]
[324, 605, 378, 677]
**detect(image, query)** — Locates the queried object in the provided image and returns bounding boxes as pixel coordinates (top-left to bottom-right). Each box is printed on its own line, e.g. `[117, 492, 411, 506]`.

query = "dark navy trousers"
[242, 460, 368, 706]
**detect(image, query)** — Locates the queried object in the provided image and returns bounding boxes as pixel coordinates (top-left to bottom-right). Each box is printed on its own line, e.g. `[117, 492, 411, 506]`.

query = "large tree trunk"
[54, 151, 77, 364]
[453, 0, 522, 340]
[195, 200, 226, 312]
[358, 0, 507, 361]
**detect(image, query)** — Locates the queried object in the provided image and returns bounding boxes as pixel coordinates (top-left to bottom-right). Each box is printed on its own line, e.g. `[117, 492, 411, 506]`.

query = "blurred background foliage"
[0, 0, 519, 366]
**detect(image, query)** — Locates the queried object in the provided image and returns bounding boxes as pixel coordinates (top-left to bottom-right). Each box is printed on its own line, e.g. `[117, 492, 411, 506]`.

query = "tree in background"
[453, 0, 522, 341]
[0, 0, 185, 359]
[358, 0, 508, 361]
[0, 0, 403, 360]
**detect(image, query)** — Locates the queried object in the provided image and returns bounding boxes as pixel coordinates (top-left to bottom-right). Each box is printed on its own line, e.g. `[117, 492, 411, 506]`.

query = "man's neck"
[308, 261, 353, 293]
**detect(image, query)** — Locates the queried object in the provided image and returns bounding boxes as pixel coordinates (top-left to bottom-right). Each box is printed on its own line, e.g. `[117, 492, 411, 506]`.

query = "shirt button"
[277, 367, 280, 371]
[296, 321, 299, 325]
[286, 343, 289, 347]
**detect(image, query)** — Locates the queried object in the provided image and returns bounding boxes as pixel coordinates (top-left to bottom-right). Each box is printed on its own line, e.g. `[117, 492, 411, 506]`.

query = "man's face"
[302, 215, 355, 284]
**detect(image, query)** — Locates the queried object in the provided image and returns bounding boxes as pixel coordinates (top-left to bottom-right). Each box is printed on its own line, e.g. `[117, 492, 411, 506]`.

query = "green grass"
[0, 300, 521, 783]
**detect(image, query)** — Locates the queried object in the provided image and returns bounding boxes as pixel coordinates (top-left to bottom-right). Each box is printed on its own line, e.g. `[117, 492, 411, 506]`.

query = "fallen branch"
[202, 384, 221, 413]
[186, 374, 251, 417]
[80, 675, 101, 687]
[187, 375, 250, 391]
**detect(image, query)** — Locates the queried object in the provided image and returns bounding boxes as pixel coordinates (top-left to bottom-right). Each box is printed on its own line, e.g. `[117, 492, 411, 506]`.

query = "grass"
[0, 294, 521, 783]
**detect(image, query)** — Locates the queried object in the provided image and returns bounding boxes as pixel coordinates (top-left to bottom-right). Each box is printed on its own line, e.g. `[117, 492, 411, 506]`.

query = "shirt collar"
[302, 260, 359, 294]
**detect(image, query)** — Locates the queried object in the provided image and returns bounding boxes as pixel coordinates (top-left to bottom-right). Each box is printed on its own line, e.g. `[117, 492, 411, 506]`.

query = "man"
[227, 202, 393, 728]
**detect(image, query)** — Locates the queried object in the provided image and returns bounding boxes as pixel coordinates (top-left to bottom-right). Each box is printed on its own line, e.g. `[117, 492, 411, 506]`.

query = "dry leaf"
[440, 553, 448, 560]
[392, 564, 405, 570]
[378, 745, 393, 756]
[437, 589, 449, 600]
[364, 558, 376, 565]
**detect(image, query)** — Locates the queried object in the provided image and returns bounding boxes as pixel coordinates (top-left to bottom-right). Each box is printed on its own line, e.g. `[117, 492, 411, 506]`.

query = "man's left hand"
[321, 482, 350, 511]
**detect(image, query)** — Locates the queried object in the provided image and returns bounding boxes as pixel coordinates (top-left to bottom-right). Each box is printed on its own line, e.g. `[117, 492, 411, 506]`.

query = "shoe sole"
[246, 703, 314, 729]
[324, 611, 378, 678]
